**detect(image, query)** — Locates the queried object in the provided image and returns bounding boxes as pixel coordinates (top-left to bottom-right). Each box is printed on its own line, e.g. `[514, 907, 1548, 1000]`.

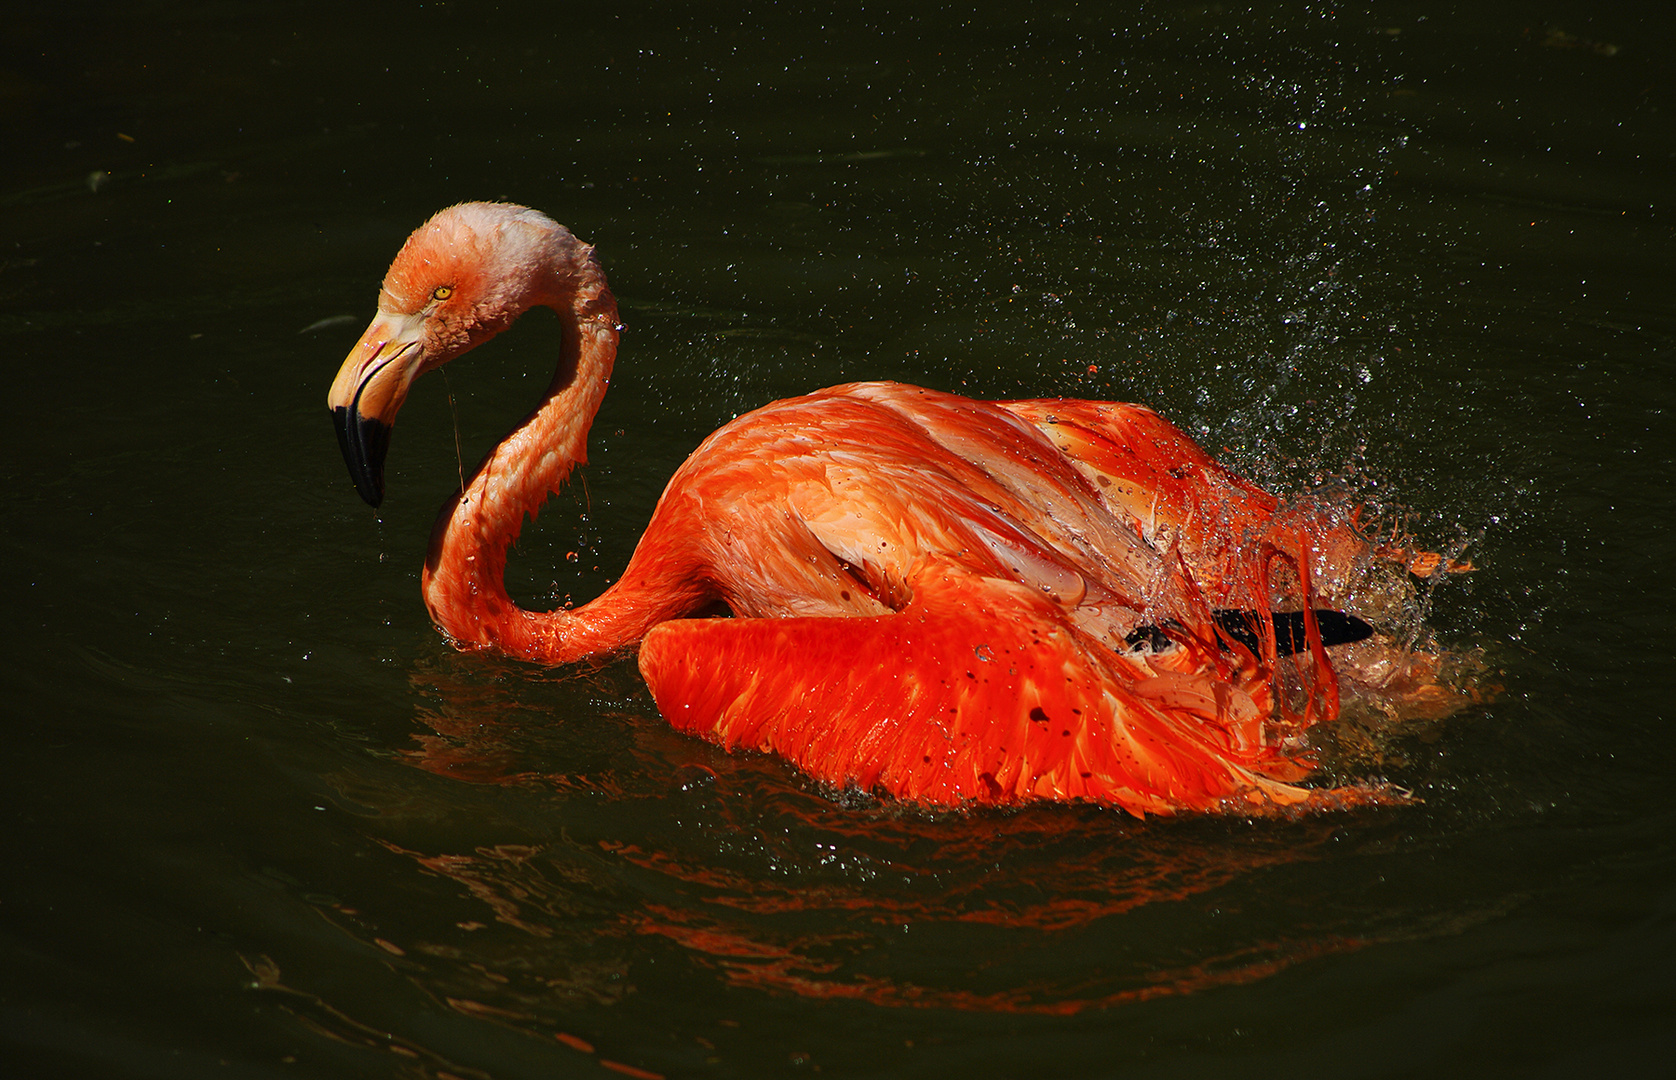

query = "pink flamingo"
[329, 202, 1426, 816]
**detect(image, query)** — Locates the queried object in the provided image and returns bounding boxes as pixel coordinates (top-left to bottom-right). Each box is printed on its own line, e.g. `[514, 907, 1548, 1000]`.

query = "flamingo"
[328, 201, 1416, 816]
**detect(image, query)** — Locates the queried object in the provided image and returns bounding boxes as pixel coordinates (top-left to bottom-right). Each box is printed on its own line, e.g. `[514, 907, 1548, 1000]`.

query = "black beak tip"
[331, 405, 390, 508]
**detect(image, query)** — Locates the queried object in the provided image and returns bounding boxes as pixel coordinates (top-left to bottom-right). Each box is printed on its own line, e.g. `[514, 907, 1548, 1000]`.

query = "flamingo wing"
[637, 563, 1354, 817]
[997, 399, 1286, 596]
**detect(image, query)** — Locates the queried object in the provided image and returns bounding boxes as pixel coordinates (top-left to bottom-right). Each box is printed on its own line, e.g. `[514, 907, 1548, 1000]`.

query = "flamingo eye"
[431, 285, 454, 301]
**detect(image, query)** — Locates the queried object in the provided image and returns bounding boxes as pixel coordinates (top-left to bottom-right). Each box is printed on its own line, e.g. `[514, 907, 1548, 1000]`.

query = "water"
[4, 2, 1674, 1076]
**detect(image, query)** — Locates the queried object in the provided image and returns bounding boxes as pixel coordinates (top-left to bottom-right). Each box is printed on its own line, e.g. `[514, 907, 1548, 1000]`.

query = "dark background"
[3, 3, 1673, 1077]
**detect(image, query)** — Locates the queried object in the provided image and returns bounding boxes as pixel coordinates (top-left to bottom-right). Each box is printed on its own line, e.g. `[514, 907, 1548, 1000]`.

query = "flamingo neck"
[420, 278, 623, 660]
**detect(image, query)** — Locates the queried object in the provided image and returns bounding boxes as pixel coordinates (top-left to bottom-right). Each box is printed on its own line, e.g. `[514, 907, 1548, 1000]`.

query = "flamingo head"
[327, 201, 591, 506]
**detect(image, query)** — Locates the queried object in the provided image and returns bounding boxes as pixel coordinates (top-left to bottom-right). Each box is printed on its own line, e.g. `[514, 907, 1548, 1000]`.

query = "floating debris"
[299, 314, 360, 334]
[1539, 28, 1619, 56]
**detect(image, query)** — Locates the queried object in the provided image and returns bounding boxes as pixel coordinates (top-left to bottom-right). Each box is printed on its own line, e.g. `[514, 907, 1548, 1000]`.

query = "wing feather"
[638, 564, 1359, 816]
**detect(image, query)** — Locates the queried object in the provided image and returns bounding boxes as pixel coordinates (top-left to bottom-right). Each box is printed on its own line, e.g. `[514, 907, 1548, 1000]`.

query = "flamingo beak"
[327, 310, 427, 507]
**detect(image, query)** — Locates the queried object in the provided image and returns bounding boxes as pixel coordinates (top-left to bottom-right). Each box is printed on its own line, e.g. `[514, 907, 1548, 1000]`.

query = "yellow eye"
[432, 285, 453, 301]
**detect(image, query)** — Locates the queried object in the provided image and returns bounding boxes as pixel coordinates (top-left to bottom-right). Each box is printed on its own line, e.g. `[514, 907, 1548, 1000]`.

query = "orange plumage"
[328, 202, 1440, 816]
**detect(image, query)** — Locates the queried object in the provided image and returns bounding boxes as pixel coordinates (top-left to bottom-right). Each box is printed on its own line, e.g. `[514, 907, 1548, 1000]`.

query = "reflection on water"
[294, 641, 1512, 1062]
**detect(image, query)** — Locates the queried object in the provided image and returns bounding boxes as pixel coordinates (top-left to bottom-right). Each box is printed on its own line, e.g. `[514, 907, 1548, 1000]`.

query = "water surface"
[4, 3, 1674, 1077]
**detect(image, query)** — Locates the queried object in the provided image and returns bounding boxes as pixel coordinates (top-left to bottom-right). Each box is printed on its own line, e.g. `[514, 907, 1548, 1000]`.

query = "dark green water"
[5, 3, 1674, 1077]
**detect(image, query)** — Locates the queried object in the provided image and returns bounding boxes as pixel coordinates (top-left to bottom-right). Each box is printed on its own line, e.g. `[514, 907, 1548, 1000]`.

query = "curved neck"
[420, 275, 629, 659]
